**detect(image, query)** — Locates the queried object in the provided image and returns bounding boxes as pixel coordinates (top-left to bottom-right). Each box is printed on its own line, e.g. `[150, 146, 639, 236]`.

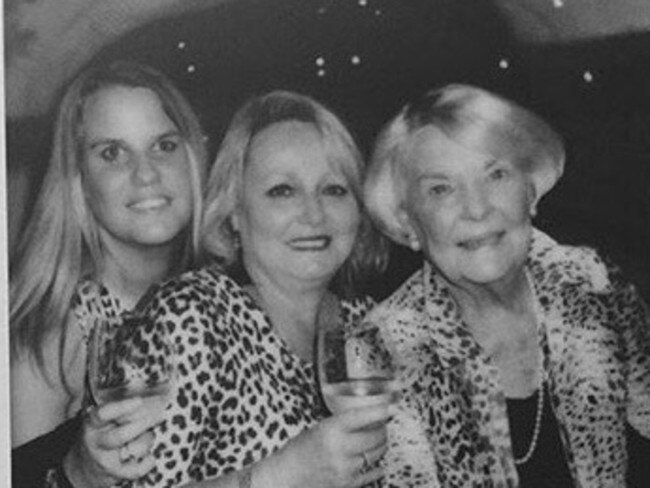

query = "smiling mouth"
[457, 231, 504, 251]
[289, 235, 332, 250]
[129, 197, 170, 211]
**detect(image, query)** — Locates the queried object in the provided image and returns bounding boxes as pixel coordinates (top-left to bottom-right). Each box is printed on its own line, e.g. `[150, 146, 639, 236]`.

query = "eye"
[158, 138, 179, 153]
[267, 184, 294, 197]
[428, 183, 453, 197]
[98, 144, 126, 165]
[156, 134, 182, 154]
[323, 183, 350, 197]
[489, 167, 509, 181]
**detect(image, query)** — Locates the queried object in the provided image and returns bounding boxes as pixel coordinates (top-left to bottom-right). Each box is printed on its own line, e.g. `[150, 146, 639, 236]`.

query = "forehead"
[403, 125, 493, 177]
[247, 120, 333, 172]
[250, 120, 320, 154]
[82, 85, 175, 137]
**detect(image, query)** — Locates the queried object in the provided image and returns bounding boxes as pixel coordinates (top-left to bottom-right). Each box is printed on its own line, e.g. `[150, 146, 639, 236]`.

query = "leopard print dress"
[117, 266, 376, 488]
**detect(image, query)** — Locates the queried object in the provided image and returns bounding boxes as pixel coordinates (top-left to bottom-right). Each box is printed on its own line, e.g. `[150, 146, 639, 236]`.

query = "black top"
[11, 414, 82, 488]
[506, 385, 574, 488]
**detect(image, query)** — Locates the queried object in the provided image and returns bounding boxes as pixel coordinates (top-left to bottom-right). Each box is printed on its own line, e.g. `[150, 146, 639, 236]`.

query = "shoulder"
[340, 295, 376, 325]
[70, 278, 124, 337]
[137, 266, 247, 319]
[529, 228, 619, 294]
[364, 267, 427, 325]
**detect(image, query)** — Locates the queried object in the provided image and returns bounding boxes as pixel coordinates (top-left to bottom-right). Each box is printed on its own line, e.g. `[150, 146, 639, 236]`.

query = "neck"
[246, 269, 331, 361]
[447, 268, 530, 315]
[99, 240, 179, 309]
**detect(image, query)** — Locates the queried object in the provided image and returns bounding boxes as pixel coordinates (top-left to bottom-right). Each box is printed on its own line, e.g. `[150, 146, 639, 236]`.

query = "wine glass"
[87, 313, 175, 409]
[317, 319, 399, 415]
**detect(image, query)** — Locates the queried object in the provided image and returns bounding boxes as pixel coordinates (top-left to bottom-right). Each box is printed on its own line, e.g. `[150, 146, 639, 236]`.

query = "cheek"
[240, 203, 285, 240]
[333, 202, 361, 241]
[410, 204, 452, 247]
[165, 165, 193, 201]
[500, 186, 532, 223]
[83, 170, 123, 212]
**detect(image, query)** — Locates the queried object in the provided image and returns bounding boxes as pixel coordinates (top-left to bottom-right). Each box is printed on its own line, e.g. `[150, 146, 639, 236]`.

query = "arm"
[179, 404, 394, 488]
[614, 276, 650, 438]
[60, 397, 163, 488]
[11, 315, 86, 446]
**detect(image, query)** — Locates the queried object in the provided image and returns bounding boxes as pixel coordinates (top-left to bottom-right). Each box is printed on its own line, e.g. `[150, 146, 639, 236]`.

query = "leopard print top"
[364, 229, 650, 488]
[118, 266, 376, 488]
[72, 278, 126, 340]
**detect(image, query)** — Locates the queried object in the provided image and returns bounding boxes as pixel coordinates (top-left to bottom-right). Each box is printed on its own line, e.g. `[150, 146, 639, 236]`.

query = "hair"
[365, 83, 566, 245]
[10, 60, 208, 376]
[202, 90, 387, 296]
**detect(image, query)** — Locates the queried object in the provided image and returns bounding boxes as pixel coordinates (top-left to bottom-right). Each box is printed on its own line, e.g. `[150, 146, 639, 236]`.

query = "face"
[401, 126, 535, 287]
[81, 85, 193, 251]
[235, 121, 360, 288]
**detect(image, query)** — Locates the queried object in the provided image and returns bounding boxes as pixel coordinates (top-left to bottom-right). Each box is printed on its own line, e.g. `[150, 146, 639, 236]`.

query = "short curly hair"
[365, 83, 565, 246]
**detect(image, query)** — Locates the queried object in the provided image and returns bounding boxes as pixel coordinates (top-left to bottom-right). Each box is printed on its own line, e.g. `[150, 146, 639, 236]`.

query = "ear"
[527, 181, 538, 218]
[530, 155, 564, 205]
[230, 212, 240, 232]
[396, 209, 421, 251]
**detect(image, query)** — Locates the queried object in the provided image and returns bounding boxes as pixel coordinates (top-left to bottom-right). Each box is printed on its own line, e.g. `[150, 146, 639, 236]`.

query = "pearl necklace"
[514, 270, 545, 466]
[513, 374, 545, 465]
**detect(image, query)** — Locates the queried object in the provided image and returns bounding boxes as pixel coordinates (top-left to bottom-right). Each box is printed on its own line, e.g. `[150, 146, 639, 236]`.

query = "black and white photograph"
[4, 1, 650, 487]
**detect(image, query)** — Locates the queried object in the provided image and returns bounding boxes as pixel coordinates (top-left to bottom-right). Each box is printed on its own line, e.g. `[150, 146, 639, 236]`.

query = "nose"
[462, 185, 491, 221]
[131, 153, 161, 186]
[300, 195, 326, 226]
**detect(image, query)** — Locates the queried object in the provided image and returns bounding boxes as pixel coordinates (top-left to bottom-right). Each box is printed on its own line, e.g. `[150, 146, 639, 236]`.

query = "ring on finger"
[361, 451, 371, 472]
[119, 443, 133, 463]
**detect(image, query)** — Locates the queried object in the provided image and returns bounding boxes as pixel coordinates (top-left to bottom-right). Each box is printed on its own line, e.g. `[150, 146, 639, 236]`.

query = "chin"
[289, 261, 340, 284]
[132, 228, 184, 247]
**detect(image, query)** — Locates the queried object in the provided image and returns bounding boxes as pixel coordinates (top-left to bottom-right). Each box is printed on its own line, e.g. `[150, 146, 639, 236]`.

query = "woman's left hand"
[64, 396, 164, 487]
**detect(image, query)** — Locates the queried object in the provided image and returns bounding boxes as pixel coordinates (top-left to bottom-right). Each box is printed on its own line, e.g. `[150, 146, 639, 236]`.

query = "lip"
[128, 196, 170, 211]
[288, 235, 332, 250]
[457, 230, 504, 251]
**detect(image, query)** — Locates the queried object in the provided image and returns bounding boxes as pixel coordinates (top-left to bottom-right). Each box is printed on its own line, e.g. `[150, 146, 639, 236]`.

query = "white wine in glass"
[88, 314, 175, 410]
[318, 321, 399, 415]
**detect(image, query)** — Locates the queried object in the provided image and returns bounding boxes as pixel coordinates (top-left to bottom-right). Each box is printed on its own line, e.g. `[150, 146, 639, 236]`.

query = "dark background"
[7, 0, 650, 300]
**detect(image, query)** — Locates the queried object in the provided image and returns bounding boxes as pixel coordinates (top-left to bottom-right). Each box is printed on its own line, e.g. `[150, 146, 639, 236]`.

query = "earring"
[408, 233, 421, 251]
[232, 231, 241, 249]
[530, 205, 537, 218]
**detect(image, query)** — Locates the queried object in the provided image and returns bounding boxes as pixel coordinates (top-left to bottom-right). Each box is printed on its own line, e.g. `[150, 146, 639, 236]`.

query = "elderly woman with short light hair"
[362, 84, 650, 487]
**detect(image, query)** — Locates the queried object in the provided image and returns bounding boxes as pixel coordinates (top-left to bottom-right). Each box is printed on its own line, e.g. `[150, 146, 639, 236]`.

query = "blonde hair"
[202, 90, 387, 296]
[365, 83, 565, 245]
[10, 60, 208, 376]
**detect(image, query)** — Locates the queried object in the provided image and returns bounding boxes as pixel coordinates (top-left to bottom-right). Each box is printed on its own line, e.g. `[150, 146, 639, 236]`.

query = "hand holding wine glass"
[88, 314, 174, 455]
[69, 313, 175, 486]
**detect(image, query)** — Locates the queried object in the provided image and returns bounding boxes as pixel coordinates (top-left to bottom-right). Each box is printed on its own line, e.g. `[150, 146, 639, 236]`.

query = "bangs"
[437, 112, 548, 173]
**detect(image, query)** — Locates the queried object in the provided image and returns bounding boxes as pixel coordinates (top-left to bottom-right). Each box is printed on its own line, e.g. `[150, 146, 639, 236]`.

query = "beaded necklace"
[513, 377, 545, 465]
[513, 271, 545, 466]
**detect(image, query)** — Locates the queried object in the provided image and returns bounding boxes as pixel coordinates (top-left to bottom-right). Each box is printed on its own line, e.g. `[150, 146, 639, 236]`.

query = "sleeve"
[124, 270, 237, 487]
[607, 264, 650, 439]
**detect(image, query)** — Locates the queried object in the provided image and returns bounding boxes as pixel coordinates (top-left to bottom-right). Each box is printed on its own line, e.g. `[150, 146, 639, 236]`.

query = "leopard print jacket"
[364, 229, 650, 487]
[119, 267, 376, 487]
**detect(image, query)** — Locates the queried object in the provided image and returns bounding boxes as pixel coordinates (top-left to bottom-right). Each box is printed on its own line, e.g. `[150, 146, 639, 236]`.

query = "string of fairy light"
[171, 0, 598, 87]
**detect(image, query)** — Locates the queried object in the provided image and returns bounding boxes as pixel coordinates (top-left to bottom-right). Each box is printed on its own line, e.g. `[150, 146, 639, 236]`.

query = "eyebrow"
[416, 173, 448, 182]
[86, 130, 182, 149]
[484, 158, 500, 170]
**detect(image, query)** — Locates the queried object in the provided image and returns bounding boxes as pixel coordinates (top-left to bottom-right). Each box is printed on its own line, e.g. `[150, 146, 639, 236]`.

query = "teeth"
[290, 236, 331, 250]
[131, 197, 168, 210]
[460, 233, 500, 250]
